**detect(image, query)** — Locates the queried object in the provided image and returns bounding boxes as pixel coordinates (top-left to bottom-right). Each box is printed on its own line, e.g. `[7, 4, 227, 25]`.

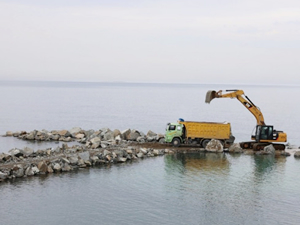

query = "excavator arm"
[205, 89, 265, 126]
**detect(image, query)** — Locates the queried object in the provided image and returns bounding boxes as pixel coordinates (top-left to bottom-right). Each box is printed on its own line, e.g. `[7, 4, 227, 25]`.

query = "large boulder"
[69, 127, 82, 136]
[8, 148, 23, 157]
[12, 164, 24, 178]
[228, 143, 243, 153]
[103, 131, 114, 141]
[5, 131, 13, 136]
[90, 137, 101, 148]
[0, 171, 8, 180]
[58, 130, 71, 137]
[205, 139, 223, 153]
[75, 133, 85, 139]
[294, 151, 300, 158]
[121, 129, 131, 140]
[26, 131, 36, 140]
[21, 147, 34, 157]
[38, 161, 49, 174]
[263, 144, 275, 155]
[128, 129, 141, 141]
[147, 130, 157, 137]
[78, 151, 90, 161]
[113, 129, 121, 138]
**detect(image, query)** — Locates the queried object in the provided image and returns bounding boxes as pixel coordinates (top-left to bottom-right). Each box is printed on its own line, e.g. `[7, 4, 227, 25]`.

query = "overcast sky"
[0, 0, 299, 85]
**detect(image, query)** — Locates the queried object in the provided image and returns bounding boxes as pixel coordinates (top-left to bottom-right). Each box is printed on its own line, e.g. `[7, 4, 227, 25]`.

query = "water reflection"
[164, 152, 230, 175]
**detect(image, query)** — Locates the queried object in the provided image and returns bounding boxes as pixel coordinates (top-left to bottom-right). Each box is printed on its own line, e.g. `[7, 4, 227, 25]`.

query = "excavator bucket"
[205, 90, 217, 103]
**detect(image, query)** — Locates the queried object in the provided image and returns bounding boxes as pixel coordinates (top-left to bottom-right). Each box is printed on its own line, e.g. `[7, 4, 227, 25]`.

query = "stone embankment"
[4, 127, 165, 148]
[0, 142, 171, 182]
[1, 127, 299, 182]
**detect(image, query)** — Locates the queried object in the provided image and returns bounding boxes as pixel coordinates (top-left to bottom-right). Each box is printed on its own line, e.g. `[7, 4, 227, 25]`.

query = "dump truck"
[165, 119, 235, 148]
[205, 89, 287, 150]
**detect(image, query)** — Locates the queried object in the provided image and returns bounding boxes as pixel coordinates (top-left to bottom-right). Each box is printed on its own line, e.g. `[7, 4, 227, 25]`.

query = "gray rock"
[103, 131, 114, 141]
[103, 150, 111, 156]
[113, 129, 121, 138]
[90, 156, 99, 164]
[12, 164, 24, 178]
[68, 156, 79, 165]
[8, 148, 23, 157]
[5, 131, 13, 136]
[84, 129, 95, 139]
[140, 148, 148, 154]
[117, 157, 127, 163]
[22, 147, 34, 157]
[205, 139, 223, 153]
[153, 149, 159, 156]
[32, 166, 39, 174]
[58, 130, 71, 137]
[13, 131, 21, 137]
[263, 145, 275, 155]
[0, 171, 8, 180]
[75, 133, 85, 139]
[61, 158, 70, 164]
[294, 151, 300, 158]
[228, 143, 243, 153]
[0, 153, 10, 162]
[128, 129, 141, 141]
[78, 159, 86, 167]
[101, 141, 111, 148]
[121, 129, 131, 140]
[47, 165, 54, 173]
[137, 137, 146, 143]
[53, 163, 62, 172]
[137, 152, 144, 158]
[115, 135, 122, 142]
[147, 130, 157, 137]
[69, 127, 82, 136]
[38, 161, 48, 174]
[25, 166, 34, 176]
[146, 136, 155, 142]
[90, 137, 101, 148]
[78, 151, 90, 161]
[62, 163, 72, 172]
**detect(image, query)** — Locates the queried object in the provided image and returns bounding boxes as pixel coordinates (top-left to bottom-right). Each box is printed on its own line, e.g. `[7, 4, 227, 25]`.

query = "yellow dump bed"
[179, 121, 231, 140]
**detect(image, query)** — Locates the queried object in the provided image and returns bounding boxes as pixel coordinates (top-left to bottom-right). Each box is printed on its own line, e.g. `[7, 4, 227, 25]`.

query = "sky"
[0, 0, 300, 85]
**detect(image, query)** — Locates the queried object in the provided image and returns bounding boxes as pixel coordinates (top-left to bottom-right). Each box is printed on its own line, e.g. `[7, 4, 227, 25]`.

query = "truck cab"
[165, 123, 184, 146]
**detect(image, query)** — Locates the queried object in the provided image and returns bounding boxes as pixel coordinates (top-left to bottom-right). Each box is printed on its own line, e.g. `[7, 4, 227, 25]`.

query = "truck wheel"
[172, 138, 181, 147]
[201, 139, 210, 148]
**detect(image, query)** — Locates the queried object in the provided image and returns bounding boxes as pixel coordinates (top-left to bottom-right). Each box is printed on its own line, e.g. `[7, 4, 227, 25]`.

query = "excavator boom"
[205, 89, 265, 125]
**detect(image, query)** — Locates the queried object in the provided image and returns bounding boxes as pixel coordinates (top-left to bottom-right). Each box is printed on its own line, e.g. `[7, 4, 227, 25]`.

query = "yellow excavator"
[205, 89, 287, 150]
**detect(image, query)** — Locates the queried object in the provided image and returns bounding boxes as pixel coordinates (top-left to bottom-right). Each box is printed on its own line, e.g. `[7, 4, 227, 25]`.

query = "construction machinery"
[165, 119, 235, 148]
[205, 89, 287, 150]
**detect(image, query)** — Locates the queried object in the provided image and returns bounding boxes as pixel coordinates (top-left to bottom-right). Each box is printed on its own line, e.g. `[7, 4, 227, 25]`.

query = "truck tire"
[172, 138, 181, 147]
[201, 139, 210, 148]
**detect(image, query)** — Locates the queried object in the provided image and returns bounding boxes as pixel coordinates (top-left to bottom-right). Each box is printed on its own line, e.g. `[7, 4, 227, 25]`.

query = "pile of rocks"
[0, 143, 172, 182]
[5, 127, 165, 148]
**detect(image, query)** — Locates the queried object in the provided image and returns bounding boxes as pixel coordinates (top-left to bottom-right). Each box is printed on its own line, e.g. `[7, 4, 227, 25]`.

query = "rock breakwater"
[0, 143, 172, 182]
[4, 127, 165, 148]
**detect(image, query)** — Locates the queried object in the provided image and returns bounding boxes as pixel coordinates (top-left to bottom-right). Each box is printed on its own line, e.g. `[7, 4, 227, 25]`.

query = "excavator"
[205, 89, 287, 150]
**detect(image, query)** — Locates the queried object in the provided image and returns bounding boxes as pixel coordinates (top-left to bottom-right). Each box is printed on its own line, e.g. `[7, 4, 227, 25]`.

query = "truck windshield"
[169, 125, 176, 131]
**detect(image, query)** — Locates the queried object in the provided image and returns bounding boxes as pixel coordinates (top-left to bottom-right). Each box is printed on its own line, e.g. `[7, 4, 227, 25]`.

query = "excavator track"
[240, 142, 286, 151]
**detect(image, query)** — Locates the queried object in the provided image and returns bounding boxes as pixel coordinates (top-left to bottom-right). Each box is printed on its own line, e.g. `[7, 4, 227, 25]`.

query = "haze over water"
[1, 81, 300, 225]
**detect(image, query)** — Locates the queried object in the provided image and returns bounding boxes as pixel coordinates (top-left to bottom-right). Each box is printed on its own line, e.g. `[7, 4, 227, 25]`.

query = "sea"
[1, 81, 300, 225]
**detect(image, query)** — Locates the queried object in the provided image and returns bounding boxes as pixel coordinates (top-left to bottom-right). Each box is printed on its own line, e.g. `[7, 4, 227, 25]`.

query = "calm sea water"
[1, 81, 300, 225]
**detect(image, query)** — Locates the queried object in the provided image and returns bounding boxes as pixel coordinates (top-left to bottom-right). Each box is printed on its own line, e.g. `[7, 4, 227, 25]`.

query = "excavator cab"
[253, 125, 276, 142]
